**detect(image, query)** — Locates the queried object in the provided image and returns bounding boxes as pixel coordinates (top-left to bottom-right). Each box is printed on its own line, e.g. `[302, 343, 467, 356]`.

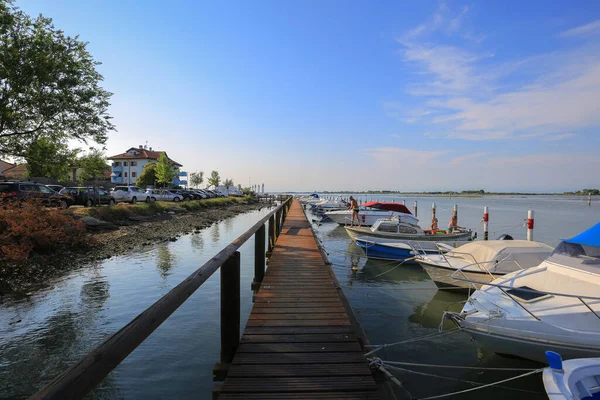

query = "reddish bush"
[0, 201, 93, 262]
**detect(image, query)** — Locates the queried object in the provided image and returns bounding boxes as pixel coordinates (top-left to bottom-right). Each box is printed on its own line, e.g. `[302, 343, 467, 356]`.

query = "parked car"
[192, 190, 208, 199]
[182, 190, 202, 200]
[0, 181, 72, 208]
[208, 190, 225, 198]
[111, 186, 153, 204]
[46, 184, 64, 193]
[60, 187, 116, 207]
[168, 189, 193, 201]
[145, 189, 182, 202]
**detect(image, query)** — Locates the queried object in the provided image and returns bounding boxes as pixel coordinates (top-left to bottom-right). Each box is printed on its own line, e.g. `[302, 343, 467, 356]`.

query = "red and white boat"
[324, 201, 418, 226]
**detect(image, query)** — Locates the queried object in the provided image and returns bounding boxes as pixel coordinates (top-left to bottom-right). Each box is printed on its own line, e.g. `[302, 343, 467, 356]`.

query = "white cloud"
[391, 4, 600, 141]
[367, 147, 446, 167]
[450, 152, 488, 165]
[560, 20, 600, 38]
[544, 133, 578, 142]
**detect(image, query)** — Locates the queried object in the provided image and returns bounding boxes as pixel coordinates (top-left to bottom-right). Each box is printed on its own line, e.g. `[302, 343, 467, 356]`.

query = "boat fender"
[545, 351, 563, 372]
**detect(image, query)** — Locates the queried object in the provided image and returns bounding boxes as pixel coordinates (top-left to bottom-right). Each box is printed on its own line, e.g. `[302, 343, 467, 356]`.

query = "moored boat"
[543, 351, 600, 400]
[326, 201, 417, 226]
[415, 240, 553, 291]
[345, 216, 473, 241]
[446, 222, 600, 363]
[354, 236, 469, 262]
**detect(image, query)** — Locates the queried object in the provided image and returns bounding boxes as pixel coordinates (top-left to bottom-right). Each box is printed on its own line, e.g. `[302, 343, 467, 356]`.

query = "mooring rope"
[375, 359, 538, 371]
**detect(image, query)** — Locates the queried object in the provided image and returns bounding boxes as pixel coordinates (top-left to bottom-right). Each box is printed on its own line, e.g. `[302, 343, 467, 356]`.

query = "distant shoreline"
[287, 191, 596, 197]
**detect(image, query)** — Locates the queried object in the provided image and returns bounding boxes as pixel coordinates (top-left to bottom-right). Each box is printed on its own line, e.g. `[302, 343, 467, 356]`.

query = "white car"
[145, 189, 183, 202]
[111, 186, 153, 204]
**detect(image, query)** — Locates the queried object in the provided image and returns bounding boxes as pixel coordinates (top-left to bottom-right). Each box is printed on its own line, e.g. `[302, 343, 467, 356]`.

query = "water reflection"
[211, 223, 220, 244]
[156, 243, 176, 279]
[190, 233, 204, 253]
[409, 288, 467, 329]
[223, 216, 233, 234]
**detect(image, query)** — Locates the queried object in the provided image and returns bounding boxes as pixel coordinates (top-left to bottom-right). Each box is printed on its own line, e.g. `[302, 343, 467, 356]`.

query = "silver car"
[145, 189, 183, 202]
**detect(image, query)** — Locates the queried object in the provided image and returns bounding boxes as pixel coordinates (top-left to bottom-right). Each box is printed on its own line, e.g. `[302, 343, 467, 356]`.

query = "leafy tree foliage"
[25, 136, 79, 180]
[223, 178, 234, 187]
[78, 148, 108, 182]
[208, 170, 220, 188]
[0, 2, 114, 158]
[155, 153, 176, 187]
[189, 171, 204, 188]
[136, 162, 157, 187]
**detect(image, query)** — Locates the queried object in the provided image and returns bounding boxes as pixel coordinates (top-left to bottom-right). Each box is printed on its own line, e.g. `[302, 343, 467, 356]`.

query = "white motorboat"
[345, 216, 472, 241]
[415, 240, 554, 291]
[543, 351, 600, 400]
[312, 197, 349, 212]
[446, 222, 600, 363]
[325, 201, 417, 226]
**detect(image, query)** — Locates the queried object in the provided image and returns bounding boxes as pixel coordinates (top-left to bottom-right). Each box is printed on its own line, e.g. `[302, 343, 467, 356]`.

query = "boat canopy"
[363, 201, 412, 214]
[564, 222, 600, 248]
[446, 240, 553, 267]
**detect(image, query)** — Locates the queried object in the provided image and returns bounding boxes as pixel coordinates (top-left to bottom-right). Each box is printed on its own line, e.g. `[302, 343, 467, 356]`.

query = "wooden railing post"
[275, 209, 282, 238]
[252, 225, 266, 290]
[267, 214, 275, 255]
[215, 251, 240, 380]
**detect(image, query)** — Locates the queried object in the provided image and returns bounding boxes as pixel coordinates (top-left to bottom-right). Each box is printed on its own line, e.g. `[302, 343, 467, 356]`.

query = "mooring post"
[589, 193, 592, 206]
[452, 204, 458, 229]
[527, 210, 534, 241]
[431, 202, 436, 228]
[252, 225, 266, 290]
[483, 206, 489, 240]
[414, 201, 418, 218]
[402, 200, 406, 206]
[214, 251, 240, 380]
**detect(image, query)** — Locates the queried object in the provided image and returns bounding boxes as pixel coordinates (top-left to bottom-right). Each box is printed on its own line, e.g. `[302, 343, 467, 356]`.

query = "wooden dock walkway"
[217, 200, 381, 399]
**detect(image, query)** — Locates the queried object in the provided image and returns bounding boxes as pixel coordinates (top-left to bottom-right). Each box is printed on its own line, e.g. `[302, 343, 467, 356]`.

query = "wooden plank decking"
[218, 200, 380, 399]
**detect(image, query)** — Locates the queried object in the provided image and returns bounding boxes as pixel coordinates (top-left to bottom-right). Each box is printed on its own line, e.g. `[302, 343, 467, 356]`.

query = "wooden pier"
[217, 200, 380, 399]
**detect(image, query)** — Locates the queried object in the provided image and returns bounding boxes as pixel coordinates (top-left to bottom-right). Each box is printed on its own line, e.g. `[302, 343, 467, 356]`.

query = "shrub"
[0, 201, 92, 262]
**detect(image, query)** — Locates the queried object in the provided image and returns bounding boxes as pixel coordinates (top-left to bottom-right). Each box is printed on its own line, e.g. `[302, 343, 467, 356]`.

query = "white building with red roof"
[107, 145, 184, 185]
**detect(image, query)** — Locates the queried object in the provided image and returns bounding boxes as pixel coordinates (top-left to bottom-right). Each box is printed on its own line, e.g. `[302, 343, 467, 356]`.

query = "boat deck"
[217, 199, 381, 399]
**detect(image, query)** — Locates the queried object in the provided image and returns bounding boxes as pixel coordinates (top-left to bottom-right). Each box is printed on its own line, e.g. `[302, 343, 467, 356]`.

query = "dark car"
[169, 189, 193, 201]
[0, 181, 72, 208]
[182, 190, 202, 200]
[60, 187, 116, 207]
[47, 184, 64, 193]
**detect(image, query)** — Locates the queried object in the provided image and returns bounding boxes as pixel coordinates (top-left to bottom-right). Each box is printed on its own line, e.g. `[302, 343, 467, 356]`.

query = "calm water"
[0, 196, 598, 399]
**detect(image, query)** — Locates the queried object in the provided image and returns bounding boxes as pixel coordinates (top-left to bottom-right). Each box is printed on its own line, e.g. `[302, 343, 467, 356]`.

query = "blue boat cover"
[564, 222, 600, 247]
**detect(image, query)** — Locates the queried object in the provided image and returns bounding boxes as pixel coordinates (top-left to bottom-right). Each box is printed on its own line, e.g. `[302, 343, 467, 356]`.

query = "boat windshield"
[551, 241, 600, 261]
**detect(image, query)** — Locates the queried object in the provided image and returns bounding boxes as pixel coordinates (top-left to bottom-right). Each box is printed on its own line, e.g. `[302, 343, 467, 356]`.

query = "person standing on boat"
[430, 217, 439, 232]
[349, 196, 361, 227]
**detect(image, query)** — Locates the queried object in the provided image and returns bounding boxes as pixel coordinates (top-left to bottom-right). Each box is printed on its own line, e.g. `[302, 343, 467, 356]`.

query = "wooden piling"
[414, 200, 418, 217]
[220, 251, 241, 366]
[527, 210, 534, 241]
[483, 207, 489, 240]
[252, 225, 266, 290]
[431, 202, 436, 225]
[452, 204, 458, 229]
[589, 193, 592, 206]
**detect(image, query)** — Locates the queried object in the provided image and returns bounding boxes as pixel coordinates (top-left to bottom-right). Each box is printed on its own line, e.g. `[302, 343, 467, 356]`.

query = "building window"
[114, 162, 121, 167]
[131, 161, 137, 166]
[123, 161, 128, 166]
[132, 172, 137, 177]
[124, 172, 128, 177]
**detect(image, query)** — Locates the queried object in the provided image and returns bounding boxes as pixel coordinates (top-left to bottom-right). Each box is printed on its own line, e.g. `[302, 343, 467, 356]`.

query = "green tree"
[155, 153, 176, 187]
[136, 162, 157, 187]
[208, 170, 220, 188]
[189, 171, 204, 188]
[25, 136, 79, 180]
[0, 2, 114, 158]
[78, 148, 109, 182]
[223, 178, 234, 187]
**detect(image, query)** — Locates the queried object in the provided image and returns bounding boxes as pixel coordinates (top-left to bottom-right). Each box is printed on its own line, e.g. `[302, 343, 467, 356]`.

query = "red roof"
[362, 201, 412, 214]
[108, 147, 182, 166]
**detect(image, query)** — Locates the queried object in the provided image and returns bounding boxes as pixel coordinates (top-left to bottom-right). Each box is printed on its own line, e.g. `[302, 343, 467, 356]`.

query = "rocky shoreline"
[0, 201, 272, 294]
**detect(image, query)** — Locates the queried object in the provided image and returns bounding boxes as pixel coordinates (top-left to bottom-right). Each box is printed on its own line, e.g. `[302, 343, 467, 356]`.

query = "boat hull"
[355, 239, 418, 261]
[418, 261, 500, 291]
[448, 314, 600, 363]
[345, 226, 472, 241]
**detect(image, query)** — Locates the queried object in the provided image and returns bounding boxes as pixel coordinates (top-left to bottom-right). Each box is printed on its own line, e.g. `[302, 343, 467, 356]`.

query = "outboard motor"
[496, 233, 514, 240]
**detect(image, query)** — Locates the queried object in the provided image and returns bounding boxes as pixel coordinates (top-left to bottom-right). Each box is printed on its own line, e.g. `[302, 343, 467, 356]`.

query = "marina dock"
[217, 199, 381, 399]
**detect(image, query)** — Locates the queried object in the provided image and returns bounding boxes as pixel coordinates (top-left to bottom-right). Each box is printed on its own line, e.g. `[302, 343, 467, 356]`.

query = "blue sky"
[17, 0, 600, 192]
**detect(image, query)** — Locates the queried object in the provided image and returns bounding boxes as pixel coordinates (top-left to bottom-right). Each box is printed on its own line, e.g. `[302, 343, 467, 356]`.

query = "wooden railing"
[31, 196, 294, 400]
